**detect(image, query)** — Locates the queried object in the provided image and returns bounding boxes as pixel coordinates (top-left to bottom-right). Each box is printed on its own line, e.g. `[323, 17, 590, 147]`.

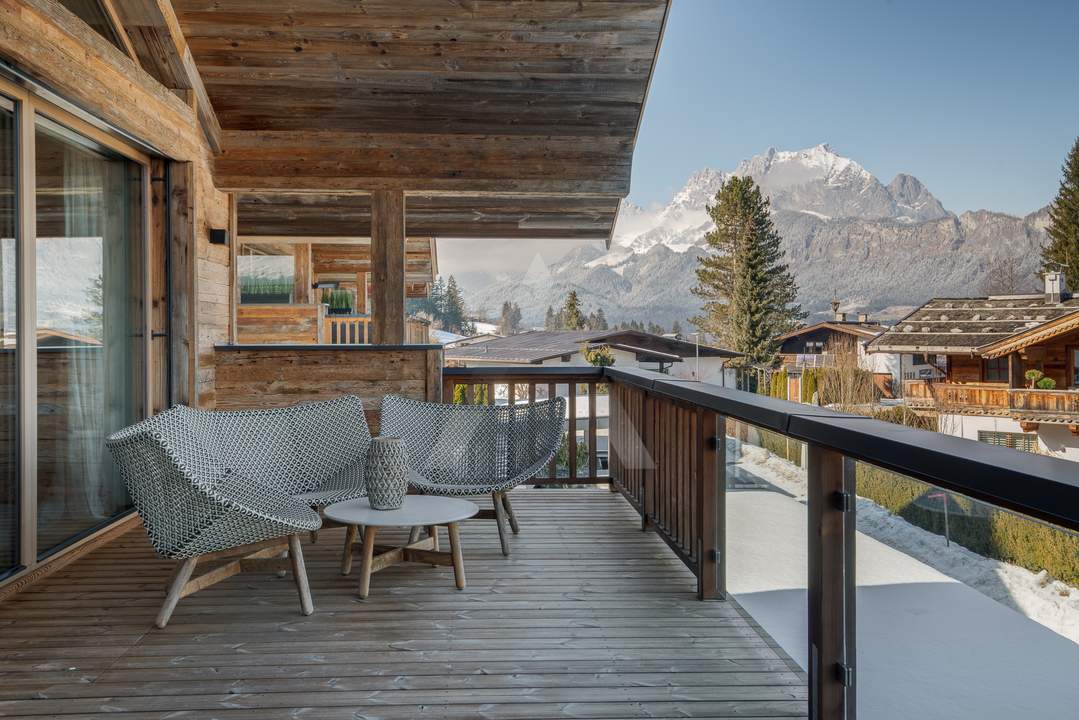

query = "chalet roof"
[444, 330, 740, 364]
[867, 295, 1079, 355]
[776, 321, 887, 344]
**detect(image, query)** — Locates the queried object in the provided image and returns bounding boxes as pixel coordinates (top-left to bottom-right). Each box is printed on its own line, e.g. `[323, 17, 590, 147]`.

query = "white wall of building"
[939, 413, 1079, 461]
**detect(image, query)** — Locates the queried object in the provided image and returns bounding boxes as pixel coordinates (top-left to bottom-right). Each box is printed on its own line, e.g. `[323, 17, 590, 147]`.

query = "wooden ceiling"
[164, 0, 669, 242]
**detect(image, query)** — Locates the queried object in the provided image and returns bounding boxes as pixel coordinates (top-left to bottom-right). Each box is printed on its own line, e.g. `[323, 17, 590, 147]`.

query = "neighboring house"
[775, 303, 939, 398]
[441, 332, 502, 348]
[445, 329, 741, 384]
[868, 271, 1079, 460]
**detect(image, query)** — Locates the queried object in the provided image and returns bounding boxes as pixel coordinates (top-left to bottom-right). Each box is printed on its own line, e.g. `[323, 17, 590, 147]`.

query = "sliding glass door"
[0, 96, 16, 576]
[34, 117, 144, 556]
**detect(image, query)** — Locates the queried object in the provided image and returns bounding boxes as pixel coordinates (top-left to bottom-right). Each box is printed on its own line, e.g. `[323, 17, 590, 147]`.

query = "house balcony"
[4, 365, 1079, 719]
[903, 380, 1079, 425]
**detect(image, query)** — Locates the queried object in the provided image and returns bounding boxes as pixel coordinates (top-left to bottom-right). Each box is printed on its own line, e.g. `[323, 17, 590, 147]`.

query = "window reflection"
[35, 117, 143, 556]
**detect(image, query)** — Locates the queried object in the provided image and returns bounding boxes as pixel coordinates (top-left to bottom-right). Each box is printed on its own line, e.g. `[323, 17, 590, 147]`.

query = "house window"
[977, 431, 1038, 453]
[983, 357, 1008, 383]
[805, 341, 824, 354]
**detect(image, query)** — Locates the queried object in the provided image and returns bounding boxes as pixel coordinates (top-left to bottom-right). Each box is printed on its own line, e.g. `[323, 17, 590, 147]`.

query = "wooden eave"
[169, 0, 670, 241]
[979, 309, 1079, 359]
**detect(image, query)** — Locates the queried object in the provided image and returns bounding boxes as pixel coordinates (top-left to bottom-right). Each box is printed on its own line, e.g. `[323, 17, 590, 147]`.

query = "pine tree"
[442, 276, 470, 334]
[1042, 137, 1079, 290]
[560, 290, 585, 330]
[544, 306, 557, 331]
[691, 176, 805, 365]
[671, 319, 683, 337]
[593, 307, 608, 330]
[498, 301, 514, 336]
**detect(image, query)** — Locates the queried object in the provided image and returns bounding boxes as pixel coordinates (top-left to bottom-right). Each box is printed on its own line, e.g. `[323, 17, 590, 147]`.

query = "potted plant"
[1024, 369, 1044, 388]
[327, 288, 354, 315]
[1035, 377, 1057, 390]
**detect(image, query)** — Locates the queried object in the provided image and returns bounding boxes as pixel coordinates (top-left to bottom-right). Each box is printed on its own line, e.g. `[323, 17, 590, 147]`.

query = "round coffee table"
[324, 496, 479, 599]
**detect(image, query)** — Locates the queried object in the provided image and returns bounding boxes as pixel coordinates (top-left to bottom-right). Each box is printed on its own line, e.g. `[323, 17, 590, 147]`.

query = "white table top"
[323, 496, 479, 527]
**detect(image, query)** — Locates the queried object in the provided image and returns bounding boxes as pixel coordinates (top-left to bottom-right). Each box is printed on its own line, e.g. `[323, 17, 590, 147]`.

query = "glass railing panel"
[725, 418, 810, 674]
[854, 460, 1079, 718]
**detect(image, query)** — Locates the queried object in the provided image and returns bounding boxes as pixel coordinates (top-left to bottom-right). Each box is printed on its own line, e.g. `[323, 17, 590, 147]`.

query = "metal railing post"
[807, 443, 855, 720]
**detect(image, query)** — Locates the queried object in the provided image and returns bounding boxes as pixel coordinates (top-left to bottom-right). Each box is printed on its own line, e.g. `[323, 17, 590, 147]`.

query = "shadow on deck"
[0, 488, 807, 719]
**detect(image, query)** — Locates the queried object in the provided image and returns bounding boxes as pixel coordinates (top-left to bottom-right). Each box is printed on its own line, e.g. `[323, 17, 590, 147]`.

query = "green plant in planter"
[1024, 369, 1044, 388]
[328, 289, 354, 314]
[321, 288, 333, 305]
[1035, 376, 1057, 390]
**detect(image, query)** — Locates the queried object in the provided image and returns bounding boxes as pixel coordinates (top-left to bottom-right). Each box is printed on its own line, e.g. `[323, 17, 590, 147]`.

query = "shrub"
[1024, 369, 1044, 387]
[1036, 376, 1057, 390]
[856, 462, 1079, 585]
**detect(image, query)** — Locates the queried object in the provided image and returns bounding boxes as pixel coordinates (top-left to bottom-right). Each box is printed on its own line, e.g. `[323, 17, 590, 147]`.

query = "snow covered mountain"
[466, 144, 1048, 328]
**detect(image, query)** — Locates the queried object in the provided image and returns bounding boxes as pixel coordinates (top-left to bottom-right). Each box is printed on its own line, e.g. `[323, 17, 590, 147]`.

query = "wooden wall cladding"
[236, 304, 324, 345]
[214, 347, 443, 433]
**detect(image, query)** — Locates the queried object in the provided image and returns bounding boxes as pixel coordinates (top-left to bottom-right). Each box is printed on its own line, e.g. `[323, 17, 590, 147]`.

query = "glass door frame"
[0, 75, 153, 572]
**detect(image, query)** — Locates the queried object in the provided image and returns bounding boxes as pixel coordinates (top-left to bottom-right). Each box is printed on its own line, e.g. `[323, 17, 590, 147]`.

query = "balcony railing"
[447, 364, 1079, 720]
[903, 381, 1079, 422]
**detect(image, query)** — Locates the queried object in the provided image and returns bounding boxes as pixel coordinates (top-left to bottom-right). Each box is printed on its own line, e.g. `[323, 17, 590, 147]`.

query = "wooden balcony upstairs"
[904, 380, 1079, 425]
[0, 489, 807, 719]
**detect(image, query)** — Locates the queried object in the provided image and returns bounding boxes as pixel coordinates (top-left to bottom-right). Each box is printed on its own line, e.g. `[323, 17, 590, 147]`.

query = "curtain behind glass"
[0, 99, 15, 573]
[35, 119, 142, 555]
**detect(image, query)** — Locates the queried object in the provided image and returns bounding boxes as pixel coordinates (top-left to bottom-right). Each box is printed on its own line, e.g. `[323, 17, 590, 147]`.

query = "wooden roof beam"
[111, 0, 222, 153]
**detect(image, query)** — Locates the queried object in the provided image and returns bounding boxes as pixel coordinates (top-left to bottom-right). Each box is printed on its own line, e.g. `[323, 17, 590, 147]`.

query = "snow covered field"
[727, 439, 1079, 718]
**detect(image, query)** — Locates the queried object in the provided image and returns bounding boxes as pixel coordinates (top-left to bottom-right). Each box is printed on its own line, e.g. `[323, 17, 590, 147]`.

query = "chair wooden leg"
[310, 530, 319, 544]
[448, 522, 466, 590]
[492, 492, 511, 556]
[341, 524, 359, 575]
[500, 491, 520, 534]
[156, 557, 198, 629]
[288, 534, 314, 616]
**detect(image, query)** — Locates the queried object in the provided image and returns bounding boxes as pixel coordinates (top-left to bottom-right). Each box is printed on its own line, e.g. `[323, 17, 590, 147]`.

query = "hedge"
[855, 462, 1079, 585]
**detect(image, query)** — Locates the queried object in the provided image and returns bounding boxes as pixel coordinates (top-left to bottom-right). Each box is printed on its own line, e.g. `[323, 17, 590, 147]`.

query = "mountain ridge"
[466, 144, 1048, 327]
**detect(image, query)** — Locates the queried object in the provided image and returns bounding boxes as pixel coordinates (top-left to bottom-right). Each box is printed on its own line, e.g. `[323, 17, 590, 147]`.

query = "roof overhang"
[979, 309, 1079, 359]
[171, 0, 671, 244]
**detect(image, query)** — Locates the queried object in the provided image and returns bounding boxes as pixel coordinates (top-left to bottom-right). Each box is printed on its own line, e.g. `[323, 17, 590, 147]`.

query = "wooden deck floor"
[0, 488, 807, 719]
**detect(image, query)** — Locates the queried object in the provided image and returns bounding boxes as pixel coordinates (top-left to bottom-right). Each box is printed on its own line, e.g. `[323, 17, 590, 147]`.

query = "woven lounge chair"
[105, 395, 372, 627]
[380, 394, 566, 556]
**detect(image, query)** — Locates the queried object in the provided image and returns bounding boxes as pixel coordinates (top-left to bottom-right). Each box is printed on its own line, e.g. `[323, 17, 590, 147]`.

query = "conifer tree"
[592, 307, 608, 330]
[442, 276, 472, 334]
[560, 290, 585, 330]
[544, 306, 557, 331]
[671, 319, 683, 336]
[691, 176, 804, 365]
[1042, 137, 1079, 290]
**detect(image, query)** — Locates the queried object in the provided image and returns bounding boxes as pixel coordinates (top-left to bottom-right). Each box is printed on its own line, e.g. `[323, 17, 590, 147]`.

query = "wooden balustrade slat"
[548, 382, 557, 478]
[588, 383, 598, 480]
[568, 387, 578, 481]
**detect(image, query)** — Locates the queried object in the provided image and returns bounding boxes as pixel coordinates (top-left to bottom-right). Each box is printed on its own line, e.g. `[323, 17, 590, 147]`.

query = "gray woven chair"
[380, 394, 566, 556]
[105, 395, 372, 627]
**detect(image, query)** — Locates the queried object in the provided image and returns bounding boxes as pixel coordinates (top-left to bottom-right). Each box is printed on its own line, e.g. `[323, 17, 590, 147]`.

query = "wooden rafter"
[111, 0, 222, 153]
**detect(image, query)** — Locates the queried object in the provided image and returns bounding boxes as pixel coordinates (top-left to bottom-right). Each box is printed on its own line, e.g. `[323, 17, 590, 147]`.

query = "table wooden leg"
[358, 526, 378, 599]
[426, 524, 440, 566]
[448, 522, 466, 590]
[341, 524, 358, 575]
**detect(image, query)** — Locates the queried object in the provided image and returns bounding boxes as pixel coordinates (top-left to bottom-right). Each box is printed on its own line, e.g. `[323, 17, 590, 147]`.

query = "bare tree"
[980, 256, 1033, 296]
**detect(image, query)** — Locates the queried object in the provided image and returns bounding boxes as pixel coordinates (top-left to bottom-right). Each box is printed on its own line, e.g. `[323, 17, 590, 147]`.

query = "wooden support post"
[698, 410, 725, 600]
[370, 190, 405, 344]
[293, 243, 312, 304]
[807, 444, 855, 720]
[168, 161, 196, 406]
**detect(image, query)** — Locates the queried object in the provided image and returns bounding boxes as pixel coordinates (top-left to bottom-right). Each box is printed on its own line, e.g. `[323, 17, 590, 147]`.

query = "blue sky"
[628, 0, 1079, 216]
